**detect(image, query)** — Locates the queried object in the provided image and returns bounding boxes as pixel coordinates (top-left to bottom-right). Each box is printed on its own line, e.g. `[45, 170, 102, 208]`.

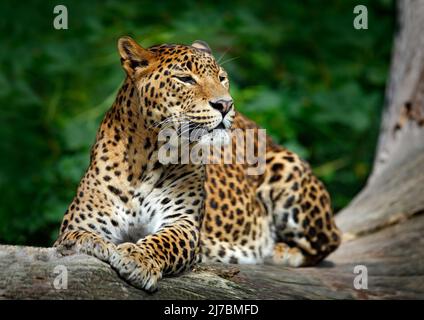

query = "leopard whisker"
[220, 56, 239, 66]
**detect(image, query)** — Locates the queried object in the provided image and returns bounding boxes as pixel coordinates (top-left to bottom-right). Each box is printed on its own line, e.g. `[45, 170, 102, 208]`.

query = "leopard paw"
[55, 236, 116, 262]
[109, 243, 162, 292]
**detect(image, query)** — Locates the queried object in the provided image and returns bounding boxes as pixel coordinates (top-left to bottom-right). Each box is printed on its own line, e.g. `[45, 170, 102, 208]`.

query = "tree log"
[1, 213, 423, 299]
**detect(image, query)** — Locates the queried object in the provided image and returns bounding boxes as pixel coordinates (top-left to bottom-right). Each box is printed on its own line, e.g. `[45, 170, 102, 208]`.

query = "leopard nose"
[209, 98, 233, 116]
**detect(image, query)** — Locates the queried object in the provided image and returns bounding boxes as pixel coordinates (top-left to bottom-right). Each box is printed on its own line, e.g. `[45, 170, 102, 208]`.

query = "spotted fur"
[55, 36, 341, 292]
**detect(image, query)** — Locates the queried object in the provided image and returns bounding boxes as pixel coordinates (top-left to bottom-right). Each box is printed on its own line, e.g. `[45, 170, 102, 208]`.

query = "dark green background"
[0, 0, 394, 245]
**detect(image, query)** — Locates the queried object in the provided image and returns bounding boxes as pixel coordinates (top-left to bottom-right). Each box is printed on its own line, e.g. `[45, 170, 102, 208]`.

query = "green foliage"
[0, 0, 394, 245]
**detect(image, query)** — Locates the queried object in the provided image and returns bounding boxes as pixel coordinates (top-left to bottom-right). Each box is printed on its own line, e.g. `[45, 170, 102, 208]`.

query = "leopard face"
[118, 37, 235, 145]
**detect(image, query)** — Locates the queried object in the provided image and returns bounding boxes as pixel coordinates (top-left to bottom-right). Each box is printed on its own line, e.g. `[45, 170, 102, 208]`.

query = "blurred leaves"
[0, 0, 394, 245]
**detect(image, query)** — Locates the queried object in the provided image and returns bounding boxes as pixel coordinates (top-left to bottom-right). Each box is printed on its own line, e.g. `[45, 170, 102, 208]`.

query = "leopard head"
[118, 36, 234, 145]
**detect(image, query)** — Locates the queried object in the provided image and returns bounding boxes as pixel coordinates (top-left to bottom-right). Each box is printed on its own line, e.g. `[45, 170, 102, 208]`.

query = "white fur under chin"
[198, 129, 231, 147]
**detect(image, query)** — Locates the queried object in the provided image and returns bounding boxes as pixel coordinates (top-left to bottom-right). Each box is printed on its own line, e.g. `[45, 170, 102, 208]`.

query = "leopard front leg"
[110, 165, 204, 292]
[110, 221, 199, 292]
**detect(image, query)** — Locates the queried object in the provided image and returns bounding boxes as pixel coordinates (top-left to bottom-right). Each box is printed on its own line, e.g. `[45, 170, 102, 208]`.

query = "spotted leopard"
[54, 36, 341, 292]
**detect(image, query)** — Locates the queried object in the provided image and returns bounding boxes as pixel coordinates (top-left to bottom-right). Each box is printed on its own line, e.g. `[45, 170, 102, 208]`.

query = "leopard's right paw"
[55, 236, 116, 262]
[109, 243, 162, 292]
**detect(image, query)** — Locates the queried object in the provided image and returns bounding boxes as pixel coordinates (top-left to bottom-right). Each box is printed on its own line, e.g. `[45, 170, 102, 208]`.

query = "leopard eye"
[219, 75, 226, 82]
[174, 75, 196, 85]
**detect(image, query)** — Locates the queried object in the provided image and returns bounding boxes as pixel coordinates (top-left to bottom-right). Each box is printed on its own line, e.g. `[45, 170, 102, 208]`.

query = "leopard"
[54, 36, 341, 292]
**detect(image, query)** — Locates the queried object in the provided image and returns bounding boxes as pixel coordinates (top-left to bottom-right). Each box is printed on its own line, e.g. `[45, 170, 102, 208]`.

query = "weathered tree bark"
[336, 0, 424, 237]
[1, 0, 423, 299]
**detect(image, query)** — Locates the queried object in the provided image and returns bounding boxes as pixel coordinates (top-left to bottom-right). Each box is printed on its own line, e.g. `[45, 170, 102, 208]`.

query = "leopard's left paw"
[109, 243, 162, 292]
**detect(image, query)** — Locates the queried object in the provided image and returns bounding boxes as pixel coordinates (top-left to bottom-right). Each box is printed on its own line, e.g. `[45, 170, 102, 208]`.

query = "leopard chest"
[113, 170, 165, 242]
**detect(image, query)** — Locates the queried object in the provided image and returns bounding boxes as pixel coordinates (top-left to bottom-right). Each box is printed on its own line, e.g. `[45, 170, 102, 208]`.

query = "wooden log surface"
[1, 213, 423, 300]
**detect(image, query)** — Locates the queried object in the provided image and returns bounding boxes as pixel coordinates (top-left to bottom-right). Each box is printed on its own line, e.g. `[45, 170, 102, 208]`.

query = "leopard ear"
[192, 40, 212, 54]
[118, 36, 153, 76]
